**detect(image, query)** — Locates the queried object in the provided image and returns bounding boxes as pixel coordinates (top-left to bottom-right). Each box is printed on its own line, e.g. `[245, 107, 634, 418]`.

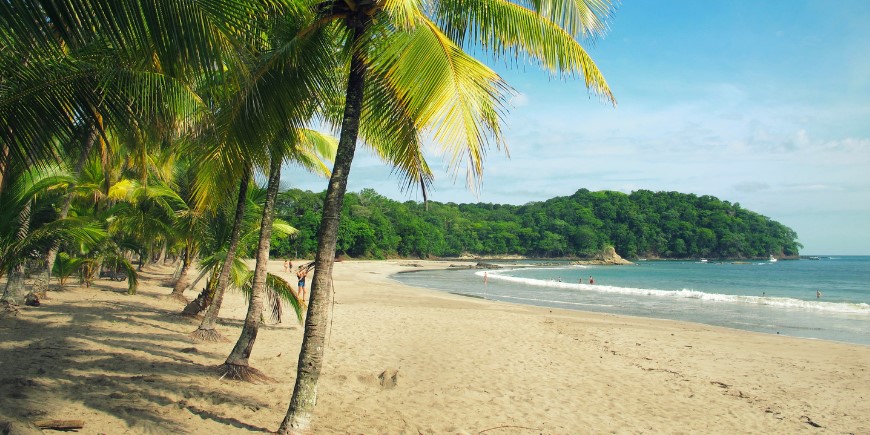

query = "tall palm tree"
[41, 125, 99, 286]
[220, 129, 337, 377]
[279, 0, 616, 431]
[185, 4, 339, 339]
[1, 0, 284, 255]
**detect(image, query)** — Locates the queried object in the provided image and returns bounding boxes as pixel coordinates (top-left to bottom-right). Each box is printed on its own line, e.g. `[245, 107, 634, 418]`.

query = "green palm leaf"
[433, 0, 615, 102]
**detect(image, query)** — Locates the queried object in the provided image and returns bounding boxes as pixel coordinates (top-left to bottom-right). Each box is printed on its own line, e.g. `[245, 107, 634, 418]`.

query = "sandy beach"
[1, 259, 868, 434]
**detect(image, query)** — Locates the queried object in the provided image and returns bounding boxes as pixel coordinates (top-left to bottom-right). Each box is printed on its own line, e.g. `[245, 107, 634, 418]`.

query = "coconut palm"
[0, 0, 268, 168]
[41, 126, 100, 286]
[171, 5, 342, 357]
[220, 129, 337, 377]
[0, 163, 105, 306]
[0, 1, 251, 297]
[183, 7, 339, 338]
[174, 170, 310, 331]
[166, 158, 210, 301]
[278, 0, 616, 431]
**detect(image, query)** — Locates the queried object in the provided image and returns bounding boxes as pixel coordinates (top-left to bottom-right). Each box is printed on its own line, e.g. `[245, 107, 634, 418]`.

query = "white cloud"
[510, 93, 529, 107]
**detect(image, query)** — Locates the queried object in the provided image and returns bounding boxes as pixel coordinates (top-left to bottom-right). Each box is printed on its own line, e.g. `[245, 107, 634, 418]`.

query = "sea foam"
[476, 269, 870, 315]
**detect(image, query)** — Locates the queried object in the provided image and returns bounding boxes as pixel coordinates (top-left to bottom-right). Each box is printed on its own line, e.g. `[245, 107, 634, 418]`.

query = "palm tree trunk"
[189, 171, 250, 340]
[168, 245, 192, 302]
[2, 201, 32, 304]
[44, 129, 98, 285]
[0, 124, 14, 198]
[182, 266, 208, 294]
[221, 154, 282, 380]
[2, 264, 27, 303]
[157, 241, 167, 264]
[182, 268, 219, 316]
[280, 23, 369, 434]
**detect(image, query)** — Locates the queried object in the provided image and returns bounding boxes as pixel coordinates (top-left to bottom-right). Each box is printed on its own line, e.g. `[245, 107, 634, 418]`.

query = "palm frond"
[286, 129, 338, 177]
[265, 273, 304, 324]
[433, 0, 615, 103]
[368, 16, 512, 189]
[272, 218, 300, 239]
[524, 0, 615, 39]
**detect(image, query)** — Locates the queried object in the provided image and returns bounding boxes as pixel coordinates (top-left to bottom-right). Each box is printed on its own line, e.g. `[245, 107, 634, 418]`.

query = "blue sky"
[285, 0, 870, 255]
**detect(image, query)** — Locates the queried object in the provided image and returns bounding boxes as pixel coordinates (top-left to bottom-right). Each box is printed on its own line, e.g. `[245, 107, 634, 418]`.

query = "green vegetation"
[2, 0, 617, 431]
[273, 188, 801, 260]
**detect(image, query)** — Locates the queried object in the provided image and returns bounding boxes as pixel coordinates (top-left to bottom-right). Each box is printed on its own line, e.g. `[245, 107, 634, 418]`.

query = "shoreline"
[392, 260, 870, 346]
[1, 259, 868, 433]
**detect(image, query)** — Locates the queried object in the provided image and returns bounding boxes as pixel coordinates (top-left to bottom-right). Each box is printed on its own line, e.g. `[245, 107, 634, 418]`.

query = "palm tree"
[0, 163, 105, 307]
[279, 0, 616, 431]
[220, 129, 336, 378]
[1, 1, 254, 299]
[165, 158, 210, 301]
[184, 6, 339, 338]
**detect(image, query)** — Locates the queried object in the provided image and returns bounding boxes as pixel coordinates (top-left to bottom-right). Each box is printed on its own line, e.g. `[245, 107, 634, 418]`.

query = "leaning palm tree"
[220, 129, 336, 377]
[0, 163, 105, 306]
[184, 6, 339, 338]
[279, 0, 616, 431]
[0, 0, 266, 171]
[178, 5, 341, 358]
[189, 176, 304, 342]
[166, 159, 209, 301]
[1, 0, 282, 290]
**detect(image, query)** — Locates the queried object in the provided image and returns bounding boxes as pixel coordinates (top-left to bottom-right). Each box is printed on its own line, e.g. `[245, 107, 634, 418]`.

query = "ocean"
[391, 256, 870, 346]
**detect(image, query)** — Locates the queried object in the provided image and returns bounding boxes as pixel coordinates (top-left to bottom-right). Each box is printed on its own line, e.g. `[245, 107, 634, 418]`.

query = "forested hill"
[272, 188, 802, 260]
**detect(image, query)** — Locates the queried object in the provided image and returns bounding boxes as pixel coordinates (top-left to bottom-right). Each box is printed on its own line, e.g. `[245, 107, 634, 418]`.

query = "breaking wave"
[476, 270, 870, 315]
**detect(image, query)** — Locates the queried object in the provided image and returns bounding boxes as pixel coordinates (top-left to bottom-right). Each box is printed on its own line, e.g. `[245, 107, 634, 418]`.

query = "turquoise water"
[391, 256, 870, 346]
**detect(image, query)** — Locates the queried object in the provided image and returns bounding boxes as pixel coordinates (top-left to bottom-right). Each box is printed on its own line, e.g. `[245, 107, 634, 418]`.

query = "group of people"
[283, 259, 309, 303]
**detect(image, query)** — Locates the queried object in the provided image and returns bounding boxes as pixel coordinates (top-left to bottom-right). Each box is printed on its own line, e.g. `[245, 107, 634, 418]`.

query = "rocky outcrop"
[447, 262, 502, 270]
[572, 246, 634, 266]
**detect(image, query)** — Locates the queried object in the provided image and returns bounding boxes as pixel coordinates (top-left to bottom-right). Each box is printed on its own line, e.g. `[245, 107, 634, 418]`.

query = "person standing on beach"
[297, 266, 308, 302]
[283, 259, 289, 273]
[484, 272, 488, 285]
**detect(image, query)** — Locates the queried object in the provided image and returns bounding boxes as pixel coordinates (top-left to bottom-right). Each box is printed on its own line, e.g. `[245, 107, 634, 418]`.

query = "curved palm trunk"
[280, 23, 368, 434]
[44, 130, 98, 286]
[168, 245, 192, 301]
[185, 172, 250, 326]
[182, 268, 219, 316]
[182, 266, 208, 294]
[220, 155, 282, 379]
[2, 264, 27, 303]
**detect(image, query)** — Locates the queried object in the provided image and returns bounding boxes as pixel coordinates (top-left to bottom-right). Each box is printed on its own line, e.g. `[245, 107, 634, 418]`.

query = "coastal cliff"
[572, 246, 634, 265]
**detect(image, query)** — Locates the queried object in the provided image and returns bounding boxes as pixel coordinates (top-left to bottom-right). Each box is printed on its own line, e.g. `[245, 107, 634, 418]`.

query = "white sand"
[1, 260, 867, 433]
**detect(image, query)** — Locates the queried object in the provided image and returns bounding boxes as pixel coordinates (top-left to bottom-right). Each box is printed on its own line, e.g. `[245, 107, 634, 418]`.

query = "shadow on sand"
[0, 266, 282, 433]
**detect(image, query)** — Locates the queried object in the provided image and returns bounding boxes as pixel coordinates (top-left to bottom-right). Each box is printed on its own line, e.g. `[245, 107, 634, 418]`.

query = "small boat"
[769, 255, 777, 263]
[700, 258, 708, 263]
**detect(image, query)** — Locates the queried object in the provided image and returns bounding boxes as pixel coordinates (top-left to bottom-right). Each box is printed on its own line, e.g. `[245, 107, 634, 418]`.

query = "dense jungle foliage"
[271, 188, 802, 260]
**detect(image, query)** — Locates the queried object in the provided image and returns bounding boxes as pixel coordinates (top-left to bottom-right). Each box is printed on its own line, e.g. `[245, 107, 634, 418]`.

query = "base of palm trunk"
[218, 362, 273, 383]
[189, 327, 228, 342]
